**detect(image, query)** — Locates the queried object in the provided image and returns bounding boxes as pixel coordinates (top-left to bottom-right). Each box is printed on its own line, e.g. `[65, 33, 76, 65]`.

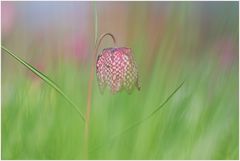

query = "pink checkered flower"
[96, 47, 140, 93]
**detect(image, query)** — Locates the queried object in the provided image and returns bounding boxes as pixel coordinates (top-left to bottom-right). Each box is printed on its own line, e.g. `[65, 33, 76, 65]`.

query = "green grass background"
[1, 1, 239, 159]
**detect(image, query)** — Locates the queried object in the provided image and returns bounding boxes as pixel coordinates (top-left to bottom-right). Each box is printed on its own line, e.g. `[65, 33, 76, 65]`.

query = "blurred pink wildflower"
[67, 34, 89, 63]
[96, 47, 140, 93]
[2, 2, 16, 37]
[213, 37, 236, 68]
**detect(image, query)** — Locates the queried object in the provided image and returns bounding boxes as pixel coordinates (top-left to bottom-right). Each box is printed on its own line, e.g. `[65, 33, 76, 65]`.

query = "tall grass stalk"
[83, 3, 98, 158]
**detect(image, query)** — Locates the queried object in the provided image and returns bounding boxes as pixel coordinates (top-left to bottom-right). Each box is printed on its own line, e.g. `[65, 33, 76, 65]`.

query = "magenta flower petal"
[96, 47, 140, 94]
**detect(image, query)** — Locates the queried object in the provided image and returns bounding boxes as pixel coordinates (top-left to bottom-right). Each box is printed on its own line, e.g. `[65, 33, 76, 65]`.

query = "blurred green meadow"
[1, 1, 239, 160]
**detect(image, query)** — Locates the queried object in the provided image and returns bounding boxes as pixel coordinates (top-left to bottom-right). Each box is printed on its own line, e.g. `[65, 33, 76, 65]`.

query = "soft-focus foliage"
[1, 1, 238, 159]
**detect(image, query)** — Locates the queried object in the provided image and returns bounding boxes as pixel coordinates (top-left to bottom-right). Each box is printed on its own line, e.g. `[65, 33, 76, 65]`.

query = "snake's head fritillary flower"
[96, 47, 140, 94]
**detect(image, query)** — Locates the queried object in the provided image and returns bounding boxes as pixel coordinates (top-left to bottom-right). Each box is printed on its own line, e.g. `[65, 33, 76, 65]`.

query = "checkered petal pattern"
[96, 47, 140, 94]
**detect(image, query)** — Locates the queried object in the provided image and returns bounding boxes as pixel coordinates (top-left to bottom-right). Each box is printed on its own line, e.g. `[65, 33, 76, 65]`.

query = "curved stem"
[95, 32, 117, 57]
[84, 32, 116, 158]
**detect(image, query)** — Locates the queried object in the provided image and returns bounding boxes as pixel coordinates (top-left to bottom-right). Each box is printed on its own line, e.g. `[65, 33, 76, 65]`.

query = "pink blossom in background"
[213, 37, 236, 68]
[96, 47, 140, 94]
[66, 34, 89, 63]
[2, 2, 16, 37]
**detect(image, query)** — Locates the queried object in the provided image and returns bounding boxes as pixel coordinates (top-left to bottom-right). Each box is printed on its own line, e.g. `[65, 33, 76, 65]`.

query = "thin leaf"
[1, 46, 85, 122]
[115, 81, 184, 136]
[90, 81, 184, 152]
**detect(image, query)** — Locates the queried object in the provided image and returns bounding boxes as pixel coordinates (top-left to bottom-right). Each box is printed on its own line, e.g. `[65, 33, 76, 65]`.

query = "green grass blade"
[90, 81, 184, 152]
[94, 1, 98, 45]
[1, 46, 85, 122]
[116, 81, 184, 135]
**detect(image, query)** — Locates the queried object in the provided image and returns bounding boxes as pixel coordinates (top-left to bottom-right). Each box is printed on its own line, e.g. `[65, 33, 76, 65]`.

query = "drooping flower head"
[96, 47, 140, 94]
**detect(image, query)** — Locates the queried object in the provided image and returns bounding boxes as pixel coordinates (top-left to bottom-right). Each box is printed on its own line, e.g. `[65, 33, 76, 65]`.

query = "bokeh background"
[1, 1, 239, 160]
